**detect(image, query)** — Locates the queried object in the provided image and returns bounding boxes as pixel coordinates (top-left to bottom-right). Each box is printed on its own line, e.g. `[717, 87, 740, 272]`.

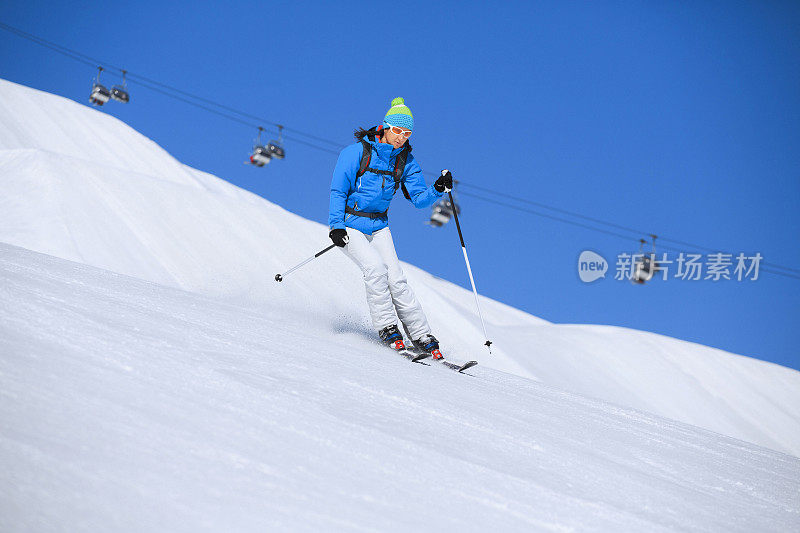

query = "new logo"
[578, 251, 608, 283]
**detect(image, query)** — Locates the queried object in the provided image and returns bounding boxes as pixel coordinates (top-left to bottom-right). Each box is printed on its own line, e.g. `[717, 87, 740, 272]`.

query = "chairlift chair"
[250, 145, 272, 166]
[427, 198, 460, 227]
[110, 69, 130, 103]
[631, 235, 660, 285]
[266, 125, 285, 159]
[248, 127, 272, 167]
[89, 67, 111, 106]
[266, 142, 285, 159]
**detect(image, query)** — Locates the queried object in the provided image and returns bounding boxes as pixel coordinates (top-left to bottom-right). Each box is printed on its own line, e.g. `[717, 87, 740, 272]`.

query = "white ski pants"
[340, 227, 432, 340]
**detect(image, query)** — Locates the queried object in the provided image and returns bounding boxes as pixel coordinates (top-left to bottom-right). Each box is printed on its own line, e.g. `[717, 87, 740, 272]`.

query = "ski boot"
[414, 334, 443, 360]
[379, 324, 406, 351]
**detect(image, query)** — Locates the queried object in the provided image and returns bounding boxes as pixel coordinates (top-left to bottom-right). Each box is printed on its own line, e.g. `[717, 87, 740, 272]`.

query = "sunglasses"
[389, 126, 412, 138]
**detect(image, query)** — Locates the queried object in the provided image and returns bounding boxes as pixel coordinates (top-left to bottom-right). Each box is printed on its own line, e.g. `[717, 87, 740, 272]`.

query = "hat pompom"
[390, 97, 405, 107]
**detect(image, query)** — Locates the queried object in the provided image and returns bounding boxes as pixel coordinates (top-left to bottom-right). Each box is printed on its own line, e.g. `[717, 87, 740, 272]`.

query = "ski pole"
[448, 188, 493, 354]
[275, 243, 336, 282]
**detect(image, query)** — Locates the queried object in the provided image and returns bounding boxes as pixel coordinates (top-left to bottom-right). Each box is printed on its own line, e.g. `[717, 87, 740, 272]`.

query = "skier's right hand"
[329, 228, 349, 247]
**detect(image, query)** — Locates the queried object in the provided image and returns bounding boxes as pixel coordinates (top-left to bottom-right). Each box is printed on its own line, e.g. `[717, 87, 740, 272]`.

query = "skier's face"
[383, 126, 410, 149]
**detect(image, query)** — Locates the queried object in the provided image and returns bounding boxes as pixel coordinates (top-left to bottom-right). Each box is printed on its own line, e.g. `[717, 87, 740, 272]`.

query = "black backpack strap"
[345, 205, 388, 219]
[391, 143, 412, 196]
[400, 182, 411, 200]
[356, 126, 383, 177]
[357, 139, 371, 178]
[393, 143, 410, 179]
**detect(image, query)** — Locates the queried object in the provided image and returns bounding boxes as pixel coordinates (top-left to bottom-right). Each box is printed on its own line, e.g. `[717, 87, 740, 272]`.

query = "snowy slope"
[1, 243, 799, 532]
[1, 77, 799, 458]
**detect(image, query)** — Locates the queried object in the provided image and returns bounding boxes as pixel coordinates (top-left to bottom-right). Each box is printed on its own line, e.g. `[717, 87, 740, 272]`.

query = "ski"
[399, 346, 478, 373]
[391, 347, 431, 364]
[438, 359, 479, 373]
[385, 339, 477, 373]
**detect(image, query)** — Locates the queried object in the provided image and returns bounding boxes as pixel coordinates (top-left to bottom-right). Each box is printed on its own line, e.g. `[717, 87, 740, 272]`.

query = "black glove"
[329, 228, 349, 247]
[434, 170, 453, 193]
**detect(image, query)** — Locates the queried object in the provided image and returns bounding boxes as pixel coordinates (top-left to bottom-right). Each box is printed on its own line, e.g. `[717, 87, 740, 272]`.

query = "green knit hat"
[383, 97, 414, 131]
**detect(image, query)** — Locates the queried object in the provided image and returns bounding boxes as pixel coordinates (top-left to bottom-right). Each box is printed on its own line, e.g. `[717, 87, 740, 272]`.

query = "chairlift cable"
[761, 269, 800, 280]
[127, 77, 259, 129]
[124, 71, 343, 149]
[119, 76, 340, 154]
[454, 180, 800, 276]
[459, 191, 799, 281]
[118, 74, 337, 154]
[120, 70, 342, 147]
[456, 180, 646, 237]
[0, 21, 341, 149]
[3, 21, 796, 279]
[0, 22, 98, 68]
[457, 190, 646, 242]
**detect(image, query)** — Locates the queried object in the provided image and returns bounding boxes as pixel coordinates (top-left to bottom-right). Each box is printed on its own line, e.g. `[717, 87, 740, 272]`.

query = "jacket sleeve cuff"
[330, 222, 346, 230]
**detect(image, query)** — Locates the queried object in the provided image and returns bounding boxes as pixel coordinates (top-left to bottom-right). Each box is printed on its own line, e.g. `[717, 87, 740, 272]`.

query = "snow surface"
[1, 78, 800, 528]
[1, 242, 799, 532]
[1, 78, 798, 458]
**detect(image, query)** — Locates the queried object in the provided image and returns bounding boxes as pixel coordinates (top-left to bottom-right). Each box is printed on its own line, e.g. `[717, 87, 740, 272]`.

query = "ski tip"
[458, 360, 479, 372]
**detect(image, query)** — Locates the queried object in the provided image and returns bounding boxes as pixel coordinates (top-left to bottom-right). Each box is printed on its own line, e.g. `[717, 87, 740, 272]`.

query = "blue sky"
[1, 1, 799, 370]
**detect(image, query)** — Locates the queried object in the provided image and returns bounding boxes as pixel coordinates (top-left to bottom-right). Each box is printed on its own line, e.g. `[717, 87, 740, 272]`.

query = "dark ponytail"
[354, 126, 382, 141]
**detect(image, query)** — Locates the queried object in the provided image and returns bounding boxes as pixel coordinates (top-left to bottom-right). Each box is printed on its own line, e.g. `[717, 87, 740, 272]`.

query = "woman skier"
[328, 97, 453, 358]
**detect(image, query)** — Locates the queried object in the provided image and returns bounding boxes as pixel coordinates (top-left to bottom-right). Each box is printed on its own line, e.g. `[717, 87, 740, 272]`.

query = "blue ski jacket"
[329, 134, 443, 235]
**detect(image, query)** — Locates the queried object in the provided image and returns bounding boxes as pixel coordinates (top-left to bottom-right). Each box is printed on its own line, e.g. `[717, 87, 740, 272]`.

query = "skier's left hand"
[434, 170, 453, 193]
